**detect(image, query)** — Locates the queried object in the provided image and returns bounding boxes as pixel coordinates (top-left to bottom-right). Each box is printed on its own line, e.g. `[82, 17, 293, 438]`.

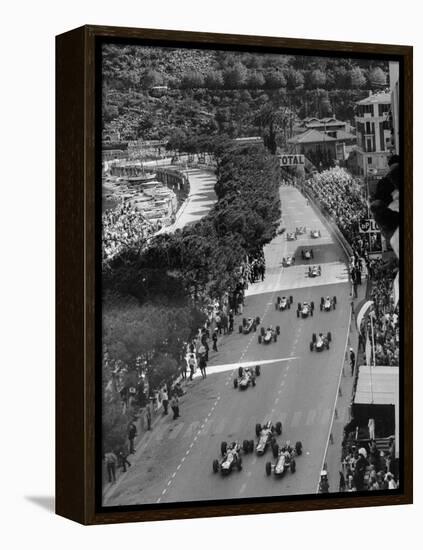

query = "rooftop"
[288, 129, 336, 144]
[356, 91, 391, 106]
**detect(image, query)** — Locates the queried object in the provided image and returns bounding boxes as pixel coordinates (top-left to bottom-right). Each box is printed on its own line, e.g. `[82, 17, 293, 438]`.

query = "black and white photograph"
[100, 43, 401, 507]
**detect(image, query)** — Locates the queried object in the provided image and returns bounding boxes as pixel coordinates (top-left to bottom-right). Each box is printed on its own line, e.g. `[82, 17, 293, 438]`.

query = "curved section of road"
[104, 185, 351, 507]
[158, 168, 217, 233]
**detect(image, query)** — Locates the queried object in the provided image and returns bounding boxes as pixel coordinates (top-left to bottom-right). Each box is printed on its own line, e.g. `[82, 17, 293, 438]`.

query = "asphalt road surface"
[104, 186, 351, 507]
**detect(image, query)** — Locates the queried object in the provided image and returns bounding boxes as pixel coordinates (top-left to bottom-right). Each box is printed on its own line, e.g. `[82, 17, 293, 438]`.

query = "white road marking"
[172, 473, 176, 479]
[162, 489, 167, 495]
[177, 464, 181, 471]
[157, 497, 161, 503]
[167, 480, 172, 486]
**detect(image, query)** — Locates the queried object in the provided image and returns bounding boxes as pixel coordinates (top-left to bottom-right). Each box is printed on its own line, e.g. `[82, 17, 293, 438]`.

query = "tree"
[204, 70, 224, 89]
[349, 67, 366, 89]
[139, 69, 162, 89]
[264, 71, 287, 89]
[368, 67, 387, 89]
[285, 68, 305, 90]
[309, 69, 327, 88]
[223, 62, 248, 88]
[180, 71, 205, 89]
[247, 71, 265, 89]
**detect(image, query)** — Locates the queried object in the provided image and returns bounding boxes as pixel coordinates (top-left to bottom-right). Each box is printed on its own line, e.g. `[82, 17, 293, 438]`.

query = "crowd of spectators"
[102, 201, 156, 263]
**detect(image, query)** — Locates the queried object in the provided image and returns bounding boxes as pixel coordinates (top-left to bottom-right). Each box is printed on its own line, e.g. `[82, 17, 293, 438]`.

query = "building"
[355, 91, 392, 177]
[389, 62, 400, 155]
[287, 124, 356, 168]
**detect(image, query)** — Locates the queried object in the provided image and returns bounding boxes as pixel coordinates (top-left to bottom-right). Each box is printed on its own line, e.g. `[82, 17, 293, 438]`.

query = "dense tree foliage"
[102, 45, 389, 143]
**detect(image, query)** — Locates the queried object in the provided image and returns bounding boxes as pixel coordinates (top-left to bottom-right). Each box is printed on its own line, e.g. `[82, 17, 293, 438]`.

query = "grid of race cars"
[214, 228, 338, 480]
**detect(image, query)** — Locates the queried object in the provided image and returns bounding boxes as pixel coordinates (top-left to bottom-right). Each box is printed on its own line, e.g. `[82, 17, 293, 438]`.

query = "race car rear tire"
[287, 302, 291, 309]
[252, 378, 256, 387]
[311, 301, 314, 310]
[297, 303, 301, 311]
[243, 440, 249, 453]
[255, 423, 261, 437]
[297, 310, 300, 318]
[242, 318, 247, 327]
[273, 334, 277, 342]
[258, 335, 262, 344]
[221, 441, 227, 456]
[295, 441, 303, 456]
[266, 462, 272, 476]
[272, 443, 279, 458]
[233, 379, 238, 388]
[327, 331, 332, 342]
[275, 421, 282, 435]
[291, 459, 296, 473]
[333, 296, 337, 305]
[276, 325, 280, 335]
[237, 457, 242, 471]
[213, 459, 219, 473]
[256, 317, 260, 325]
[277, 296, 281, 304]
[312, 333, 317, 343]
[260, 326, 265, 336]
[290, 295, 293, 304]
[321, 297, 324, 305]
[239, 325, 242, 334]
[238, 366, 243, 378]
[255, 365, 261, 376]
[320, 304, 323, 311]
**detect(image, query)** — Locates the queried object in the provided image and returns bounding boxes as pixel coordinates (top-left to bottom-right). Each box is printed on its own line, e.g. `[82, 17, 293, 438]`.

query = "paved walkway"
[159, 168, 217, 233]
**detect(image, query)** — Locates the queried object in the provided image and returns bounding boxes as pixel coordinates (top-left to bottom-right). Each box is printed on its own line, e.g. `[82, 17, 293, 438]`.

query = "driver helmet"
[327, 296, 330, 300]
[320, 470, 327, 477]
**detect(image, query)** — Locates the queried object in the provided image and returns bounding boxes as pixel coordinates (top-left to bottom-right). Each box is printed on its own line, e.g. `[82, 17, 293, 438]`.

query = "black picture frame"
[56, 25, 413, 525]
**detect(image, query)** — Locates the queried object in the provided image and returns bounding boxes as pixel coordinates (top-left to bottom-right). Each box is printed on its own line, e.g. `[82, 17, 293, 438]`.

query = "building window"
[367, 157, 372, 164]
[378, 103, 390, 117]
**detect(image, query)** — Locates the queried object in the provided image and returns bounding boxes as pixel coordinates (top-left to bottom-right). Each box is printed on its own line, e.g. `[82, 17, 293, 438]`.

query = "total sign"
[279, 154, 305, 167]
[359, 218, 380, 233]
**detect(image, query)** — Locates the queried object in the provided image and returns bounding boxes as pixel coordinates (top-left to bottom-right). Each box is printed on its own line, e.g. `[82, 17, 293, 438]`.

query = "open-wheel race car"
[297, 301, 314, 318]
[239, 316, 261, 334]
[301, 248, 314, 260]
[234, 365, 261, 390]
[310, 229, 321, 239]
[282, 255, 295, 267]
[320, 296, 337, 311]
[275, 295, 293, 311]
[286, 231, 297, 241]
[255, 421, 283, 456]
[310, 332, 332, 352]
[265, 440, 303, 477]
[308, 265, 322, 277]
[258, 325, 280, 344]
[212, 440, 254, 475]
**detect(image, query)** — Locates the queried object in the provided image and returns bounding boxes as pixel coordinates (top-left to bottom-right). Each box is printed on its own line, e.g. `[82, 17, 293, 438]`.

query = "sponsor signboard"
[359, 218, 380, 233]
[279, 154, 305, 167]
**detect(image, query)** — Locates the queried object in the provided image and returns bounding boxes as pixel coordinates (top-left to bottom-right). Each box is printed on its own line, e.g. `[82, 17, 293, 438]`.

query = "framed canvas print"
[56, 25, 412, 525]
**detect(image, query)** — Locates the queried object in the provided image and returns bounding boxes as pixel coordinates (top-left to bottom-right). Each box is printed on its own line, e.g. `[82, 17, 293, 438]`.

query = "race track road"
[104, 186, 351, 507]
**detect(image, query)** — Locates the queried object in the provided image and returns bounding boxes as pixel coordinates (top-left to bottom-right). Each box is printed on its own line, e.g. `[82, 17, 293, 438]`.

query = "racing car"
[310, 332, 332, 352]
[258, 325, 280, 344]
[301, 248, 314, 260]
[320, 296, 337, 311]
[282, 255, 295, 267]
[255, 421, 282, 457]
[239, 316, 261, 334]
[308, 265, 322, 277]
[297, 301, 314, 318]
[286, 232, 297, 241]
[310, 229, 321, 238]
[275, 295, 293, 311]
[233, 365, 261, 390]
[212, 440, 254, 475]
[265, 440, 303, 477]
